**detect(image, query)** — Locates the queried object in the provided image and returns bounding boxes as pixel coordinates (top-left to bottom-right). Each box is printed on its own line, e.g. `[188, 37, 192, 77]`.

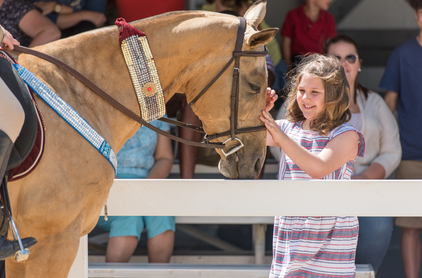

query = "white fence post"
[253, 224, 266, 264]
[68, 235, 88, 278]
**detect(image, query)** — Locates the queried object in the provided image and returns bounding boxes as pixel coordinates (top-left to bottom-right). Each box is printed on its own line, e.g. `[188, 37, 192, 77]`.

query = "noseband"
[13, 17, 268, 156]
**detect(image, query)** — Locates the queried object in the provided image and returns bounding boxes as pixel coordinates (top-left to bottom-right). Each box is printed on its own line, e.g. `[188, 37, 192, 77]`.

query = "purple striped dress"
[270, 120, 365, 278]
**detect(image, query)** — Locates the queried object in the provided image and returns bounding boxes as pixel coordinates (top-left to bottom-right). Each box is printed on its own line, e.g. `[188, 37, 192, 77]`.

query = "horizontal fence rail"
[69, 179, 415, 278]
[101, 179, 420, 217]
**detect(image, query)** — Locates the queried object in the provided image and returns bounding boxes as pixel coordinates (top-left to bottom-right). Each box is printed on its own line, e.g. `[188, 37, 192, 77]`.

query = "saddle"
[0, 53, 45, 182]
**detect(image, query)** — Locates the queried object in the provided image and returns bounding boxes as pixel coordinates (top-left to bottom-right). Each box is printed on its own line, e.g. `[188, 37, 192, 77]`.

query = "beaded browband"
[116, 18, 165, 123]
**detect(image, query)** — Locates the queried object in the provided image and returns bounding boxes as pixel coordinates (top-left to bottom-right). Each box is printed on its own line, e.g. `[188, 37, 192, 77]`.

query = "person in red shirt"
[281, 0, 336, 69]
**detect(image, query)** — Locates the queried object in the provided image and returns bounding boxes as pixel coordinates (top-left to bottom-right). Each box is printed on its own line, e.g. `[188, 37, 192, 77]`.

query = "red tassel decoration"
[115, 18, 146, 44]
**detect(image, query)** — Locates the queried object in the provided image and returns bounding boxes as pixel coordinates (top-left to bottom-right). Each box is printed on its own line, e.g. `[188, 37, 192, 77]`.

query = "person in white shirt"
[326, 35, 401, 273]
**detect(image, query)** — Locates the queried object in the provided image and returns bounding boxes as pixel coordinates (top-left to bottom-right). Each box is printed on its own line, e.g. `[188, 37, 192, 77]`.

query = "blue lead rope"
[14, 64, 118, 174]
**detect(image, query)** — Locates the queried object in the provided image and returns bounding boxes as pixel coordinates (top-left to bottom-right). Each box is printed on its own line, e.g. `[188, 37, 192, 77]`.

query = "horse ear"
[246, 28, 278, 47]
[244, 0, 267, 27]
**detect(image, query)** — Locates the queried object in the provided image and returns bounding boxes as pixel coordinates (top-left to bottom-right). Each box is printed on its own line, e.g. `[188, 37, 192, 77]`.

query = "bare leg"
[147, 230, 174, 263]
[401, 227, 421, 278]
[20, 10, 61, 48]
[105, 236, 138, 263]
[179, 102, 202, 179]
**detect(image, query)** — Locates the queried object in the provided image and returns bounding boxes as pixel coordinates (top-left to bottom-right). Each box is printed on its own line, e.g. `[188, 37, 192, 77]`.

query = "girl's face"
[327, 41, 361, 88]
[296, 73, 325, 122]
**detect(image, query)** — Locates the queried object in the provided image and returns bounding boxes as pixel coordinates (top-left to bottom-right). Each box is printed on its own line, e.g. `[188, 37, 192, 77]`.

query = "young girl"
[261, 54, 365, 278]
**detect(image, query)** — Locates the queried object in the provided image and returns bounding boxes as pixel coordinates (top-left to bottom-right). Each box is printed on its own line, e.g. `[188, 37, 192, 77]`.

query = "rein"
[13, 45, 221, 149]
[13, 17, 268, 154]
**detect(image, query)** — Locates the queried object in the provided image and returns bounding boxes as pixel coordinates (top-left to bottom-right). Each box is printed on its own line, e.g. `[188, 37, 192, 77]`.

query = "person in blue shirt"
[96, 118, 175, 263]
[379, 1, 422, 277]
[33, 0, 107, 38]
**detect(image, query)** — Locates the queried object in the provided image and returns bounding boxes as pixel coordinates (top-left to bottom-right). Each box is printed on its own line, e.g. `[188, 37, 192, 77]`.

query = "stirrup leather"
[1, 176, 30, 262]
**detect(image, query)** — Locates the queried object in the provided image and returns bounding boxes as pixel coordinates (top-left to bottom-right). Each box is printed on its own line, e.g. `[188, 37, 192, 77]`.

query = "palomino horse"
[6, 1, 277, 277]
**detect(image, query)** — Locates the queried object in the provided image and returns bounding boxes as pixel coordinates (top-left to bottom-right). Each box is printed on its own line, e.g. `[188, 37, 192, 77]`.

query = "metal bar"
[176, 224, 243, 252]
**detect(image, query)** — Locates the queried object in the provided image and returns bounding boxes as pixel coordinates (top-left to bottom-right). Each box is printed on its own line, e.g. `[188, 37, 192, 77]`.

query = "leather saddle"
[0, 57, 38, 174]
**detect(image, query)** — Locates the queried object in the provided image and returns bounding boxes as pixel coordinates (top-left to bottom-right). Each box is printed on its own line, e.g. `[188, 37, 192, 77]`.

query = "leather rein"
[13, 17, 268, 155]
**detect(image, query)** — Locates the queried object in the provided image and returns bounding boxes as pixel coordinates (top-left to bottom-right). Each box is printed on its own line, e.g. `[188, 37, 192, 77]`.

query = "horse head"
[152, 1, 277, 179]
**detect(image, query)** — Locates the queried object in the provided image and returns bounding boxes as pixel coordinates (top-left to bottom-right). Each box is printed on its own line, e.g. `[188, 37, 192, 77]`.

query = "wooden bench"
[88, 263, 374, 278]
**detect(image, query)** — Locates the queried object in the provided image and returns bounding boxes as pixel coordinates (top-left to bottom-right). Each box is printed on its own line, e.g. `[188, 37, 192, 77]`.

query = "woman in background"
[326, 35, 401, 272]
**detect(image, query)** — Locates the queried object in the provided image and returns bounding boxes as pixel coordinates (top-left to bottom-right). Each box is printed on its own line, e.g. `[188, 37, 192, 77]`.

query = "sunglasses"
[334, 54, 358, 64]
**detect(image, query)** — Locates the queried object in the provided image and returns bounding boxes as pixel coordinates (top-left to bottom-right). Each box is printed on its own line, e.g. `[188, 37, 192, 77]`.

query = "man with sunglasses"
[380, 1, 422, 277]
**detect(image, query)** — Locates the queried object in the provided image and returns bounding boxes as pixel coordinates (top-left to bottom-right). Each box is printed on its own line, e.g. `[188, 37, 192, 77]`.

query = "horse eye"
[249, 83, 261, 93]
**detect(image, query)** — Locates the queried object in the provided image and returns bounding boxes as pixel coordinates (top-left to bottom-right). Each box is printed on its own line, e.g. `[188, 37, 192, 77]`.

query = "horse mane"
[13, 9, 239, 63]
[128, 9, 238, 24]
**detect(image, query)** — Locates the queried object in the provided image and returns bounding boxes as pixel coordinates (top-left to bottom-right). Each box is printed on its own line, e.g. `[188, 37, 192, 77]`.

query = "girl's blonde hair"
[285, 54, 351, 135]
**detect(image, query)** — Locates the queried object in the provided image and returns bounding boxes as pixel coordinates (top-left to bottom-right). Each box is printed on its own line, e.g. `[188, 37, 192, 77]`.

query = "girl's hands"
[1, 28, 20, 50]
[265, 87, 278, 112]
[260, 109, 285, 147]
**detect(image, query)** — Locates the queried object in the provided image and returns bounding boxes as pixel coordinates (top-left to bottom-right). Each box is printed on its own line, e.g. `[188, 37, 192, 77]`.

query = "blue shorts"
[96, 173, 175, 241]
[97, 216, 175, 241]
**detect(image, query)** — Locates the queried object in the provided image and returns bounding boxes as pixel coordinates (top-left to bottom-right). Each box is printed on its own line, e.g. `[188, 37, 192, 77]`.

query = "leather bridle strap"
[230, 16, 244, 140]
[188, 56, 235, 106]
[12, 45, 222, 149]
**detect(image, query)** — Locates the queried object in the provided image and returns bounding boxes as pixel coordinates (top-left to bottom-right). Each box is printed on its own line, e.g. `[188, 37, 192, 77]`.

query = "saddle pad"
[8, 88, 45, 182]
[0, 51, 45, 182]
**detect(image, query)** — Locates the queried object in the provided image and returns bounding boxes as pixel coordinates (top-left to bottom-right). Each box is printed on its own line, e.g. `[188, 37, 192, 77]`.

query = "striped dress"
[270, 120, 365, 278]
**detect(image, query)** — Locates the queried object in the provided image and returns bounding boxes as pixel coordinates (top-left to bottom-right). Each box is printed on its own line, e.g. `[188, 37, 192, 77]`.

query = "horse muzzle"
[217, 138, 266, 179]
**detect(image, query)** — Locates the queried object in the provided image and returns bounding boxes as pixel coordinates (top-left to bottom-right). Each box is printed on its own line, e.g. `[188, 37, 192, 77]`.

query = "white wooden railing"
[68, 179, 420, 277]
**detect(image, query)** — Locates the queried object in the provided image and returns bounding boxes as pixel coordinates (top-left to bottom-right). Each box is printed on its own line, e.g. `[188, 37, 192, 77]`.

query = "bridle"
[12, 17, 268, 156]
[187, 17, 268, 156]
